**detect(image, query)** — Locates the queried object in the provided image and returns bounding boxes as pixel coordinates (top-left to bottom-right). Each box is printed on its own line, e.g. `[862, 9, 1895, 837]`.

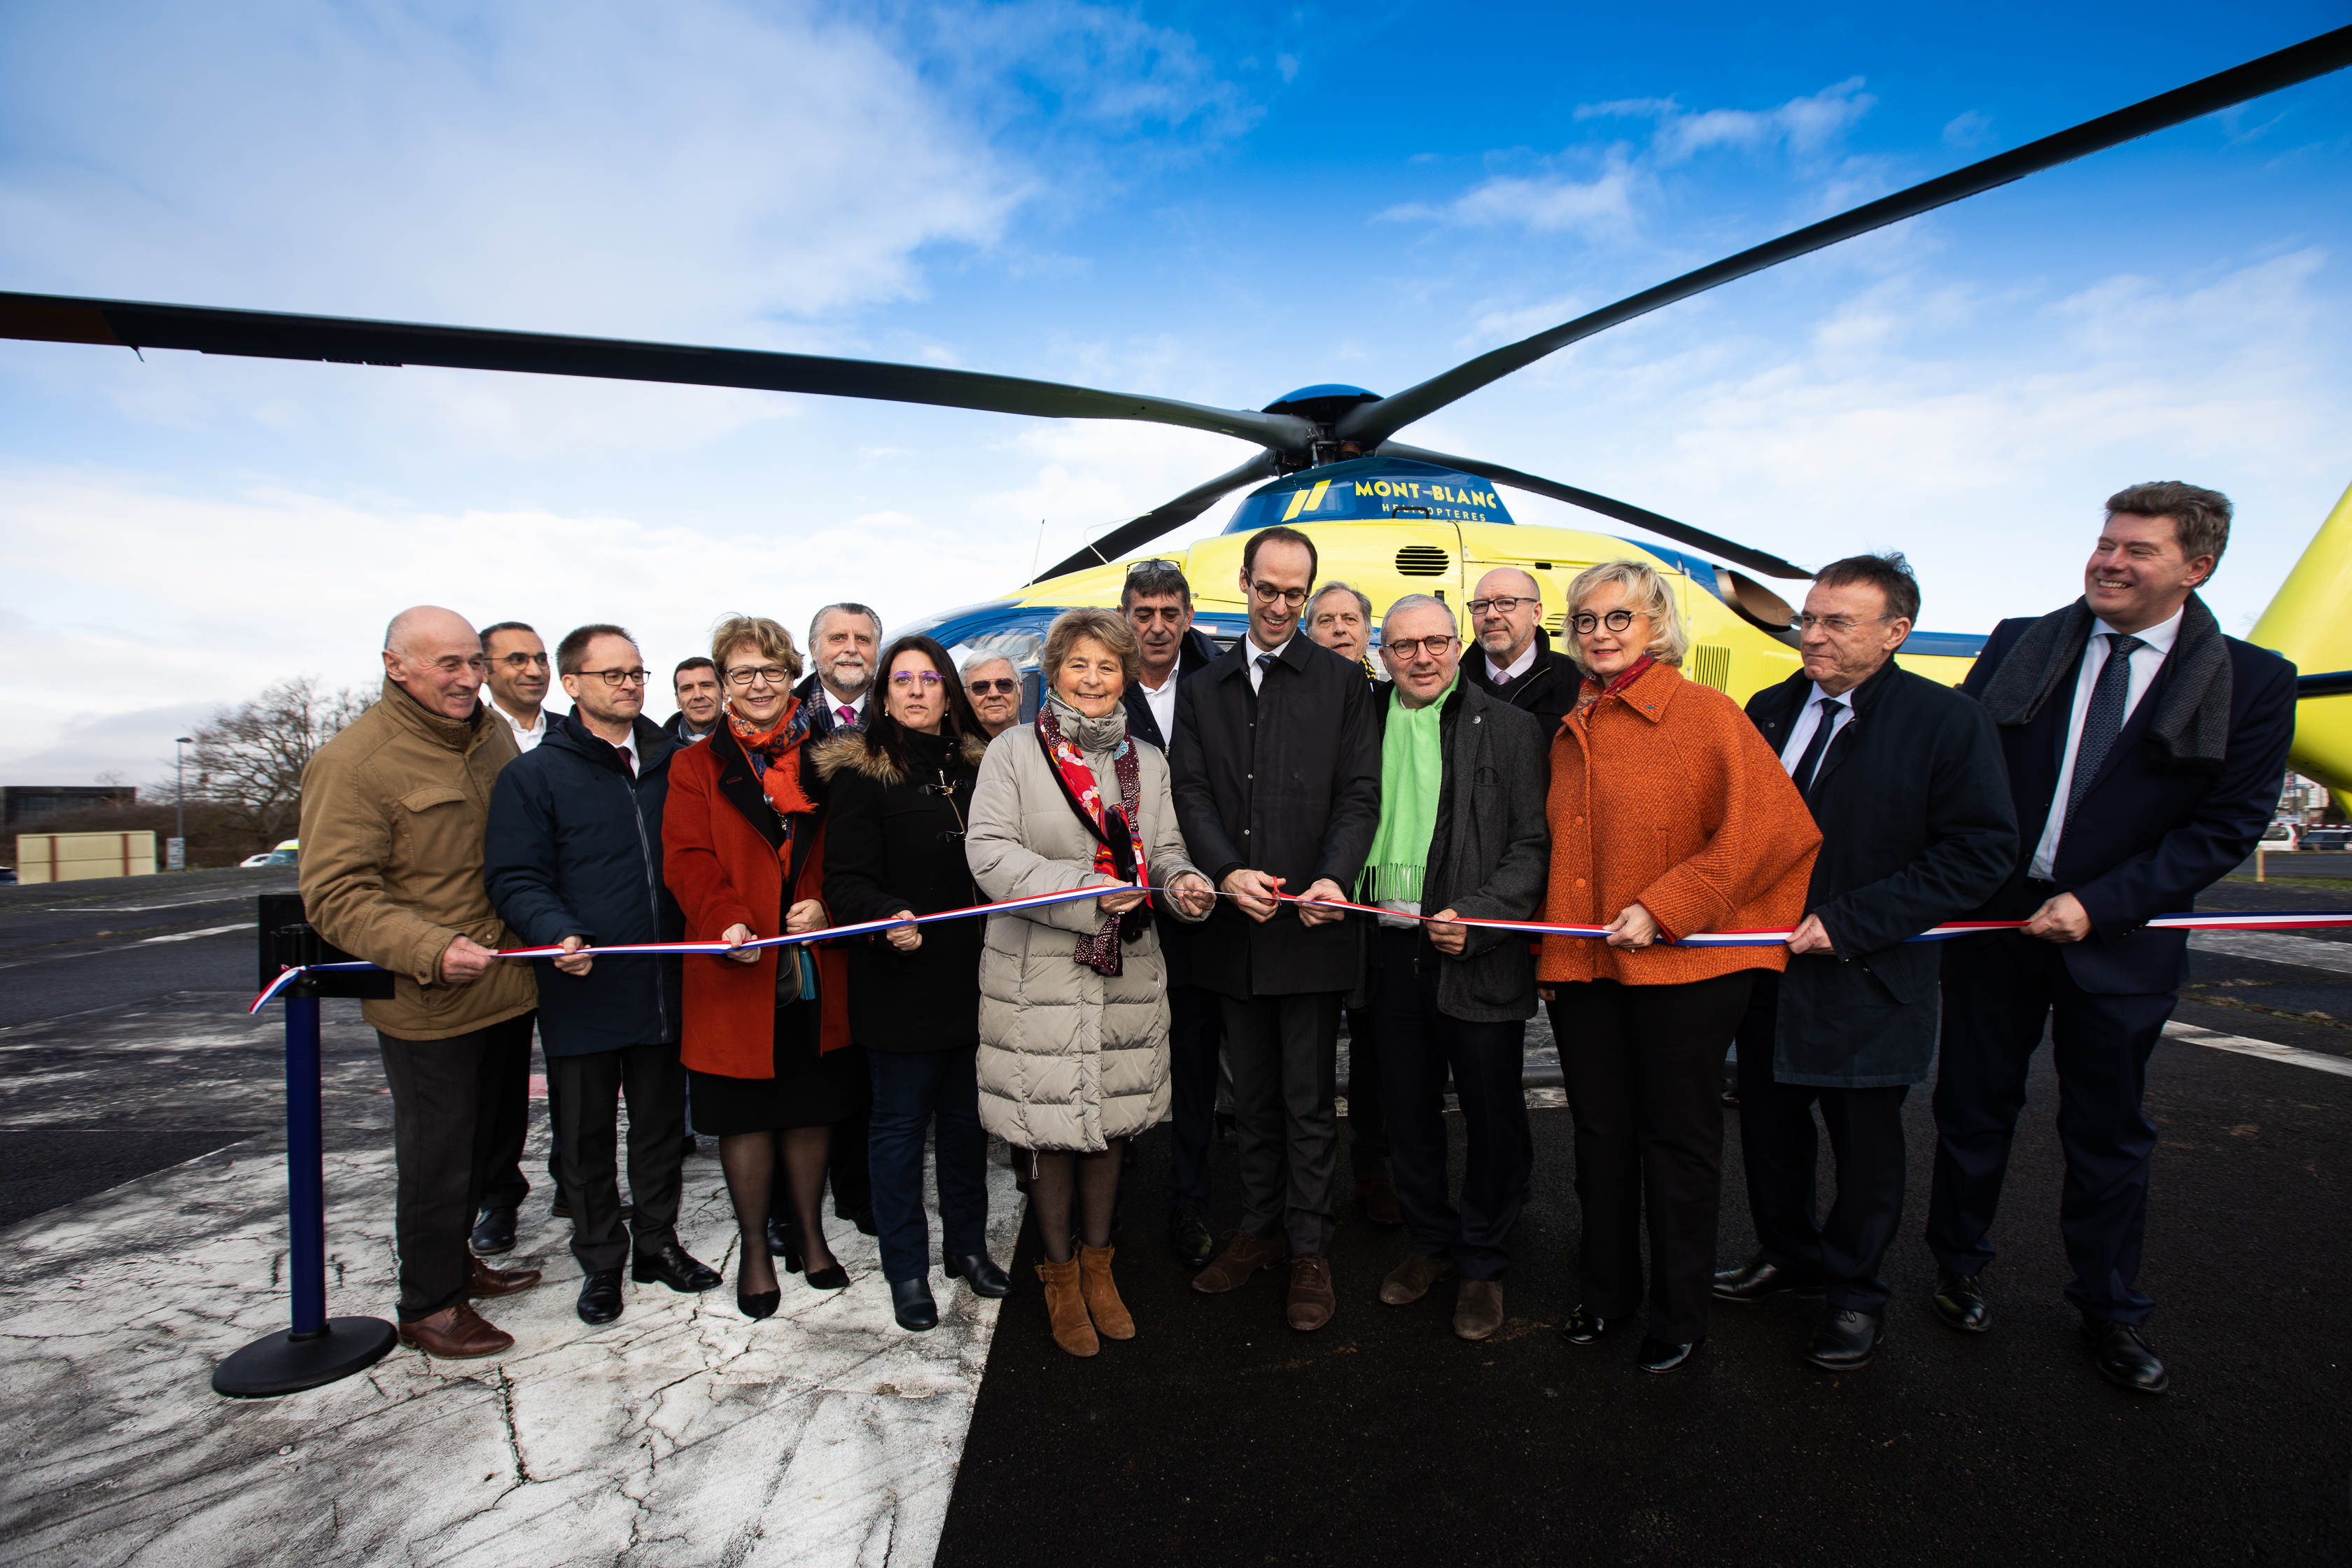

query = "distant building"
[2, 785, 138, 829]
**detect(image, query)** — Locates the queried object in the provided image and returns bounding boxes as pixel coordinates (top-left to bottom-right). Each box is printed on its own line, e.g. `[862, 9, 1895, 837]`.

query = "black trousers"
[830, 1109, 873, 1221]
[1928, 931, 2174, 1325]
[1224, 991, 1343, 1257]
[550, 1042, 687, 1275]
[476, 1009, 538, 1214]
[1548, 970, 1757, 1343]
[1371, 929, 1530, 1280]
[1735, 976, 1909, 1312]
[1161, 981, 1225, 1211]
[377, 1012, 537, 1321]
[1344, 1002, 1392, 1181]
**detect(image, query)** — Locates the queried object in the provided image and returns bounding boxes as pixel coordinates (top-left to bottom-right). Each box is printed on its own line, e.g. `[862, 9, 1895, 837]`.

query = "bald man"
[300, 605, 543, 1360]
[1462, 567, 1581, 736]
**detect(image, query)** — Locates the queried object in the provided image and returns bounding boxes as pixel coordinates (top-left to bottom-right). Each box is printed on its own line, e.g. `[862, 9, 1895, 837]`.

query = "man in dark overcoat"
[1928, 482, 2295, 1394]
[1461, 566, 1581, 736]
[1715, 556, 2016, 1371]
[1170, 524, 1381, 1331]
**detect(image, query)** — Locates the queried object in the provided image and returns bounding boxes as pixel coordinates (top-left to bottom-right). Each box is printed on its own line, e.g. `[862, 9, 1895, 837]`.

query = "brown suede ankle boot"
[1036, 1256, 1098, 1357]
[1078, 1245, 1135, 1340]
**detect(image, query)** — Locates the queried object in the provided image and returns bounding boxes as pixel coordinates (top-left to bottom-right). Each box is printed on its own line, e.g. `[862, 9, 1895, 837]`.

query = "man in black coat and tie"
[1119, 560, 1229, 1266]
[1929, 482, 2296, 1394]
[1461, 566, 1580, 737]
[1171, 524, 1381, 1331]
[794, 603, 881, 737]
[1714, 555, 2016, 1371]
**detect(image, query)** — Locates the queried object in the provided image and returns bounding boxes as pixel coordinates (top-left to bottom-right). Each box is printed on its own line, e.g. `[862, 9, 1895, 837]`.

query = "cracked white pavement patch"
[0, 1124, 1021, 1566]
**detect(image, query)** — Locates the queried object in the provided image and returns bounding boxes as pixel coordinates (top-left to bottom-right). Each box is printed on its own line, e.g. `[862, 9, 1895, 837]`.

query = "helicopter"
[4, 26, 2349, 805]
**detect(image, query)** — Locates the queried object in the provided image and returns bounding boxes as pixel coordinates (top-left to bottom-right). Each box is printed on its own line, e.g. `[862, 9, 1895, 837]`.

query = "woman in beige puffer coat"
[965, 609, 1215, 1356]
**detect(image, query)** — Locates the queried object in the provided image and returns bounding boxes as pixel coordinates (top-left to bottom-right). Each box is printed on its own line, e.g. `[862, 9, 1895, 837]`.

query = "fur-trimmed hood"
[811, 727, 988, 787]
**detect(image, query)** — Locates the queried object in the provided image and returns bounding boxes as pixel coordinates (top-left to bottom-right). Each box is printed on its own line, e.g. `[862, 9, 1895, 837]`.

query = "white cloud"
[1381, 152, 1643, 238]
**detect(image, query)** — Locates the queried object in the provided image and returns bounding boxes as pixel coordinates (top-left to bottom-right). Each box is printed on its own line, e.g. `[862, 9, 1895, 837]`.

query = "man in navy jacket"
[1928, 482, 2296, 1394]
[486, 624, 720, 1326]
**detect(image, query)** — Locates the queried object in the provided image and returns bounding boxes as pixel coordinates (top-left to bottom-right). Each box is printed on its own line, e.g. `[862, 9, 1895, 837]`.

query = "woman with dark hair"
[817, 634, 1011, 1331]
[664, 615, 862, 1320]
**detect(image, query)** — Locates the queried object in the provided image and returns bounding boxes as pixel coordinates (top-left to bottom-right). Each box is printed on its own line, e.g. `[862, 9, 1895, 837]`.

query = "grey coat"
[965, 710, 1208, 1152]
[1367, 678, 1552, 1021]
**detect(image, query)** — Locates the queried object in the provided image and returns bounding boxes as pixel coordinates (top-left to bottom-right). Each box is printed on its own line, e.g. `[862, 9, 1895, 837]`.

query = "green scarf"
[1359, 676, 1453, 906]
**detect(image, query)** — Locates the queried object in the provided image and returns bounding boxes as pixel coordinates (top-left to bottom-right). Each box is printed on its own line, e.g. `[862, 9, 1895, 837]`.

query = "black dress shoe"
[1635, 1335, 1704, 1373]
[890, 1276, 938, 1331]
[2084, 1320, 2169, 1394]
[470, 1205, 518, 1256]
[944, 1252, 1011, 1298]
[1712, 1253, 1823, 1303]
[1167, 1203, 1214, 1268]
[1561, 1305, 1618, 1345]
[1802, 1306, 1884, 1371]
[804, 1261, 849, 1292]
[549, 1198, 571, 1222]
[766, 1218, 803, 1272]
[1932, 1268, 1991, 1333]
[577, 1268, 624, 1326]
[737, 1281, 780, 1320]
[631, 1242, 721, 1294]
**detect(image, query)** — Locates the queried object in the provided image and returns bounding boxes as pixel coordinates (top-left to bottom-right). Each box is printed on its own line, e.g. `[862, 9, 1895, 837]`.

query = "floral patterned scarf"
[1572, 654, 1657, 730]
[1035, 693, 1149, 975]
[726, 695, 818, 841]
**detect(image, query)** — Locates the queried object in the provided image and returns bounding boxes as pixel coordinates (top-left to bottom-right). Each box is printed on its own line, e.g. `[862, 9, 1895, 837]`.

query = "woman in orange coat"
[1539, 561, 1820, 1373]
[664, 615, 860, 1319]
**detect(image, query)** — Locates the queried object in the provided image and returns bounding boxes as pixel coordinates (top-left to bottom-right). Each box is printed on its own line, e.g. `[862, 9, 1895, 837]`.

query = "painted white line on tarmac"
[136, 923, 254, 944]
[2190, 930, 2352, 975]
[2165, 1021, 2352, 1079]
[0, 923, 256, 972]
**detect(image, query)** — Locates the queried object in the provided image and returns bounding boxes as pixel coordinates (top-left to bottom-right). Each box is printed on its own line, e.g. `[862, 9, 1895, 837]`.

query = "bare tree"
[183, 678, 373, 846]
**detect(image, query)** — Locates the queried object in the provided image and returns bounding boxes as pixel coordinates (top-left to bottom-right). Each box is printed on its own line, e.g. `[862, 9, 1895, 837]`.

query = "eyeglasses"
[1466, 596, 1537, 617]
[724, 665, 792, 687]
[967, 678, 1021, 697]
[1569, 609, 1642, 635]
[1383, 635, 1457, 659]
[889, 671, 944, 690]
[1250, 581, 1310, 607]
[1126, 559, 1180, 576]
[575, 667, 650, 687]
[495, 651, 550, 669]
[1795, 612, 1891, 636]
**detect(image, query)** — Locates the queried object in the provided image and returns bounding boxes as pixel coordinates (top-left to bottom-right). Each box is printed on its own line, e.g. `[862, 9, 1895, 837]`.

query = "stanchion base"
[212, 1317, 398, 1399]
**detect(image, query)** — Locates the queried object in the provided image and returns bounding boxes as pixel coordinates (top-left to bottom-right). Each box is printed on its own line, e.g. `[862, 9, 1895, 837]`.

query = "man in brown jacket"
[300, 605, 542, 1358]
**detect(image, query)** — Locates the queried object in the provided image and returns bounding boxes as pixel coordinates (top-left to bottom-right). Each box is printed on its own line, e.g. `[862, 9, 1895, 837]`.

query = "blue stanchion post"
[214, 912, 398, 1399]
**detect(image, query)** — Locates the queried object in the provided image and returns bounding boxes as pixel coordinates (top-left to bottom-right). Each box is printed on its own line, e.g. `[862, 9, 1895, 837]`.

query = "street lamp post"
[174, 736, 194, 870]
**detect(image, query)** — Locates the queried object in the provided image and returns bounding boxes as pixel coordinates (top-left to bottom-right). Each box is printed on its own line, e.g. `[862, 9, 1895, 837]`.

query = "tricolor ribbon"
[249, 883, 2352, 1013]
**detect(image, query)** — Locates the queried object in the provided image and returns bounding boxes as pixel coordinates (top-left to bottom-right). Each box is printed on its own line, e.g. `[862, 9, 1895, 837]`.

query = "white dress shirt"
[2026, 606, 2183, 881]
[1485, 638, 1539, 686]
[1246, 634, 1294, 694]
[613, 725, 640, 778]
[488, 700, 547, 752]
[1137, 669, 1180, 749]
[821, 686, 867, 729]
[1776, 682, 1858, 775]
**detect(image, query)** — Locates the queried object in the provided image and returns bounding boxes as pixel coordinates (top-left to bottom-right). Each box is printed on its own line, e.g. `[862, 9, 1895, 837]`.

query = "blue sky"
[3, 1, 2348, 782]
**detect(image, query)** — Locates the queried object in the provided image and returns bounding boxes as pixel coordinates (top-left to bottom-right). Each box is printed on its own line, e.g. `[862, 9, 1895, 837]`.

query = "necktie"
[1492, 669, 1512, 690]
[1790, 697, 1845, 797]
[838, 705, 855, 729]
[620, 748, 635, 780]
[2064, 633, 2146, 827]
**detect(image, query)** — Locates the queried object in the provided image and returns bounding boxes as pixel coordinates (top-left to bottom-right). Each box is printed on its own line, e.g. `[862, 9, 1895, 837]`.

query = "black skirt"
[687, 1000, 866, 1134]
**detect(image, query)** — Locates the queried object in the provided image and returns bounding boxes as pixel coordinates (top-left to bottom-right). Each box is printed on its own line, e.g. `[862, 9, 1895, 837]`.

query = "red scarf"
[1035, 703, 1149, 974]
[727, 696, 817, 836]
[1573, 654, 1657, 729]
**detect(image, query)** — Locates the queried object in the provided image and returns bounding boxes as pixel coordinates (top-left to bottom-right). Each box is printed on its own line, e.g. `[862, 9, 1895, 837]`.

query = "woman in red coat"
[664, 615, 862, 1318]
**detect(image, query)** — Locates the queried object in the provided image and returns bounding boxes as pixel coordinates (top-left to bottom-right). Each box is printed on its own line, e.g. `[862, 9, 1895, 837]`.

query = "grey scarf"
[1977, 594, 2232, 774]
[1044, 690, 1129, 753]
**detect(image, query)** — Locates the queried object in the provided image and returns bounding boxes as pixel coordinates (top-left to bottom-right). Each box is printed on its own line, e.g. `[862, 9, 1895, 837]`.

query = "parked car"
[239, 839, 300, 869]
[2302, 826, 2352, 852]
[2260, 820, 2295, 844]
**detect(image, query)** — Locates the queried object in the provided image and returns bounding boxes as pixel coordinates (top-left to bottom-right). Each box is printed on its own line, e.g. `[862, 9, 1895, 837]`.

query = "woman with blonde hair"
[664, 615, 862, 1319]
[965, 608, 1217, 1356]
[1538, 560, 1820, 1372]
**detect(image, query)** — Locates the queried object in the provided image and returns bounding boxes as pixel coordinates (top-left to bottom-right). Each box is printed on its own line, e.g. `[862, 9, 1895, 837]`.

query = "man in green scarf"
[1361, 595, 1553, 1342]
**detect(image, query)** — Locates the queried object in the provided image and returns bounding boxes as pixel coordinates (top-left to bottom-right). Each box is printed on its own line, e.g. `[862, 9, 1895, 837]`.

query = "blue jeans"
[867, 1046, 988, 1283]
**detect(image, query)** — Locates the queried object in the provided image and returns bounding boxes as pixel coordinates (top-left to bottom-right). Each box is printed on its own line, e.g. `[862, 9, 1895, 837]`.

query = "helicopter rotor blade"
[1030, 450, 1283, 584]
[1341, 24, 2352, 448]
[1378, 442, 1813, 580]
[0, 290, 1316, 451]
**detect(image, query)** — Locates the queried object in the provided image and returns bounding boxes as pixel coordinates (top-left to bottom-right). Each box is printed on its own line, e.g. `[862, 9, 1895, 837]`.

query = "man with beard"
[797, 603, 882, 738]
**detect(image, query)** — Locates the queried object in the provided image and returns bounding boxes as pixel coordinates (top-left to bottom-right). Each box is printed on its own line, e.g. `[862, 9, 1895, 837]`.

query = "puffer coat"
[965, 704, 1209, 1152]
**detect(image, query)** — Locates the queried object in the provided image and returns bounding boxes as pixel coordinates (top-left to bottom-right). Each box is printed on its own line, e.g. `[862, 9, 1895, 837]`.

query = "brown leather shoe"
[1036, 1256, 1098, 1357]
[1078, 1245, 1135, 1340]
[398, 1301, 514, 1359]
[468, 1254, 542, 1298]
[1453, 1279, 1505, 1341]
[1357, 1177, 1402, 1227]
[1380, 1250, 1454, 1306]
[1193, 1230, 1286, 1294]
[1287, 1254, 1336, 1331]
